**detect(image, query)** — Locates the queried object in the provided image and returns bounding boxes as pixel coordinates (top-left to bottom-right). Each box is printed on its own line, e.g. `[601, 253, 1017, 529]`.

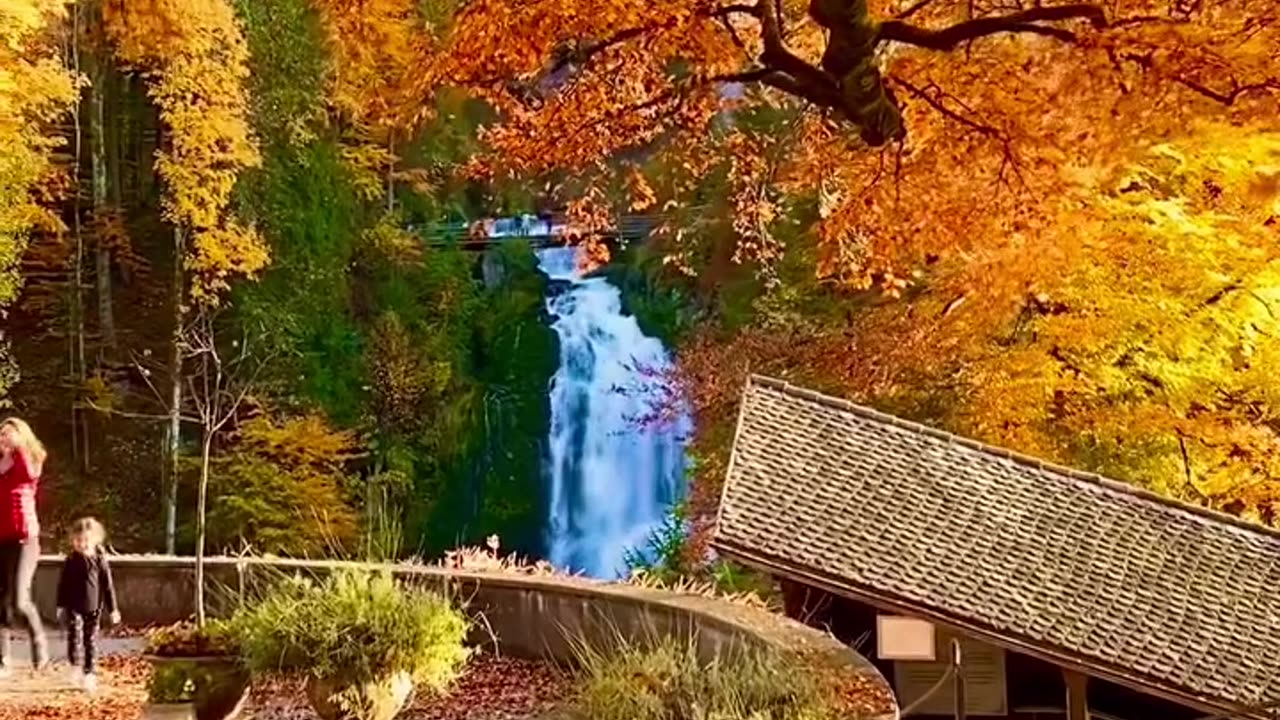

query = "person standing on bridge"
[0, 417, 50, 676]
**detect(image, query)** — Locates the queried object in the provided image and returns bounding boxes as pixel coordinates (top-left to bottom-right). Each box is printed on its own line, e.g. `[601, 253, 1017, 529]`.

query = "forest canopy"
[0, 0, 1276, 561]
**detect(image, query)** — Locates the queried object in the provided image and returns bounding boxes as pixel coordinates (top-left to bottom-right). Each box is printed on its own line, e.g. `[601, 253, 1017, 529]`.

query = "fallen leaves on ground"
[0, 655, 149, 720]
[4, 646, 570, 719]
[244, 653, 571, 719]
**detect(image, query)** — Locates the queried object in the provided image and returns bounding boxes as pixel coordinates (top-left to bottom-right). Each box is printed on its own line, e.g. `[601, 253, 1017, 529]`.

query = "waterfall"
[538, 246, 691, 579]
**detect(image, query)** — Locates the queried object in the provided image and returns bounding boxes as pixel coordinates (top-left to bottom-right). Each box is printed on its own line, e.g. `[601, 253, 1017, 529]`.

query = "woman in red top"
[0, 417, 49, 673]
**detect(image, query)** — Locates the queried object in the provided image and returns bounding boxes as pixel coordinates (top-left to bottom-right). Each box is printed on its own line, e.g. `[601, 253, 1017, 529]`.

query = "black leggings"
[0, 539, 47, 667]
[66, 611, 99, 674]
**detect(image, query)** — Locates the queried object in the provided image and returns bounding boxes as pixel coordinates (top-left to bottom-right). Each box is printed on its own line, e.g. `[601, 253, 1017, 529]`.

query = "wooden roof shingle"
[713, 376, 1280, 717]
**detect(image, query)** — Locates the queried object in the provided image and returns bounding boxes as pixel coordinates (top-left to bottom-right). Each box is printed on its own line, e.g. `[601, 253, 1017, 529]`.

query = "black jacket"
[57, 550, 118, 616]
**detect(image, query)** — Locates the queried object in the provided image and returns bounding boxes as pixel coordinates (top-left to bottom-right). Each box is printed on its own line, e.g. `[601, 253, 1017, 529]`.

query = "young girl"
[56, 517, 121, 693]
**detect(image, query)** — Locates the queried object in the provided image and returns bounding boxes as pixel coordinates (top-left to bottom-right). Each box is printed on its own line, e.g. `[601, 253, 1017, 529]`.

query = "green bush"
[228, 569, 471, 689]
[572, 634, 841, 720]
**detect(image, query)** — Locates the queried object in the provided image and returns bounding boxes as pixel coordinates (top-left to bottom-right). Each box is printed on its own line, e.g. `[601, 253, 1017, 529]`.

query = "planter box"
[147, 655, 250, 720]
[145, 703, 196, 720]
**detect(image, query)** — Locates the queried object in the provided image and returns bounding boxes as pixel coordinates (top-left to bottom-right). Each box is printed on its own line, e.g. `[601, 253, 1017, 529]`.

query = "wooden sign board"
[877, 615, 938, 661]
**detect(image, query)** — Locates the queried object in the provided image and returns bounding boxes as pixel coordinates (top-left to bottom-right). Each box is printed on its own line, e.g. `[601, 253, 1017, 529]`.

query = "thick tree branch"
[879, 4, 1108, 49]
[758, 0, 843, 108]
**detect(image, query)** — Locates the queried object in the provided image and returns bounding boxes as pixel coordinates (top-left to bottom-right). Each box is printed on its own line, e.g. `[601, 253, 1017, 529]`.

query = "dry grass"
[569, 632, 845, 720]
[623, 569, 778, 611]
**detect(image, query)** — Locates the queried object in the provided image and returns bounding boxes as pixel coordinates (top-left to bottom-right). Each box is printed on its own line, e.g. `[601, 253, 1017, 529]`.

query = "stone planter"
[144, 703, 197, 720]
[147, 655, 250, 720]
[306, 671, 415, 720]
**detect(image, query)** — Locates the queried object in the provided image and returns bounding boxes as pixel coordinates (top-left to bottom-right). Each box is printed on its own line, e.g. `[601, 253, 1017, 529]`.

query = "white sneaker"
[83, 673, 98, 695]
[68, 667, 84, 688]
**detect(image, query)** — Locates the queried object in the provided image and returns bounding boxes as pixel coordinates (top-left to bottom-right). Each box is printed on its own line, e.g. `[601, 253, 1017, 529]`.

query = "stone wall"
[33, 555, 899, 719]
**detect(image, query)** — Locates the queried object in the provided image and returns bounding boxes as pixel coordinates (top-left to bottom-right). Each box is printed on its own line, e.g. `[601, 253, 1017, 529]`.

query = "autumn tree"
[0, 0, 78, 401]
[103, 0, 268, 553]
[205, 412, 361, 557]
[427, 0, 1279, 540]
[437, 0, 1275, 274]
[311, 0, 447, 212]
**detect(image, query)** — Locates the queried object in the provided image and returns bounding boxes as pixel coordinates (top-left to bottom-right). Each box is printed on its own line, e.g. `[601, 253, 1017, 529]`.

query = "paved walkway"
[0, 630, 144, 703]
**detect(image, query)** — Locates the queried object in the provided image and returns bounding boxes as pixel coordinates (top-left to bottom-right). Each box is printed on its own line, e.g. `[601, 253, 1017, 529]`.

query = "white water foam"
[537, 246, 690, 578]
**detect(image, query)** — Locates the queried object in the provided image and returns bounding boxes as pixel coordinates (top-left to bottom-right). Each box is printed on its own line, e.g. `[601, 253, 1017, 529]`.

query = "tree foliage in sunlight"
[103, 0, 268, 303]
[205, 412, 361, 556]
[676, 124, 1280, 531]
[439, 0, 1277, 293]
[0, 0, 77, 397]
[311, 0, 443, 137]
[841, 126, 1280, 520]
[434, 0, 1279, 538]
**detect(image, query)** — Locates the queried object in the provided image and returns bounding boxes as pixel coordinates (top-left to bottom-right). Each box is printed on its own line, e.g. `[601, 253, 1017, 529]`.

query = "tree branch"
[1176, 76, 1280, 105]
[543, 3, 763, 80]
[80, 401, 200, 424]
[758, 0, 843, 108]
[879, 4, 1107, 49]
[889, 75, 1025, 188]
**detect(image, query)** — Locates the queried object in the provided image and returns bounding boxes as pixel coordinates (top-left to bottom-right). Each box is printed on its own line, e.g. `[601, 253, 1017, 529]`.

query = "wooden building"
[712, 376, 1280, 720]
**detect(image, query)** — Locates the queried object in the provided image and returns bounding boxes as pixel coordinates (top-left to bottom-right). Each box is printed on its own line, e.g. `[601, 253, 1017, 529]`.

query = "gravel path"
[0, 630, 571, 720]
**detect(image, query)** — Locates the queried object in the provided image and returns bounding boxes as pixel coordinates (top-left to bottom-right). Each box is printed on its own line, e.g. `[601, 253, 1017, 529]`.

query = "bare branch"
[129, 350, 169, 406]
[1176, 76, 1280, 105]
[889, 75, 1025, 188]
[80, 401, 200, 424]
[879, 4, 1107, 49]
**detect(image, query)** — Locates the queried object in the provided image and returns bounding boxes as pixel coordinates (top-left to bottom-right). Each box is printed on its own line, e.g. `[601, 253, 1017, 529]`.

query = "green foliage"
[206, 414, 360, 556]
[598, 245, 695, 346]
[623, 501, 688, 581]
[233, 0, 328, 148]
[408, 242, 557, 556]
[572, 634, 840, 720]
[228, 0, 557, 561]
[369, 310, 452, 435]
[233, 0, 368, 423]
[234, 139, 367, 423]
[229, 569, 471, 687]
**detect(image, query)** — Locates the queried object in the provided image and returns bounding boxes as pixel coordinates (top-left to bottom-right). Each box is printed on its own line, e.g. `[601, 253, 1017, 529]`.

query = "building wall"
[778, 580, 1200, 720]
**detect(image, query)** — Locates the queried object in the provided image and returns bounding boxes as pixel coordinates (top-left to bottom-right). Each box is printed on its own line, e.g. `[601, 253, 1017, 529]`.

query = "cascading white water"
[538, 246, 691, 579]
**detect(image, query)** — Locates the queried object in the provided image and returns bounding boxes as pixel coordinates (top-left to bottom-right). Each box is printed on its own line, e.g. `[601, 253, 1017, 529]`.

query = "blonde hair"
[70, 517, 106, 548]
[0, 417, 46, 476]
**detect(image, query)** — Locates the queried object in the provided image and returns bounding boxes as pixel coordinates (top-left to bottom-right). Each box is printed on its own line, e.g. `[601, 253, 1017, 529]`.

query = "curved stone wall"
[34, 555, 898, 719]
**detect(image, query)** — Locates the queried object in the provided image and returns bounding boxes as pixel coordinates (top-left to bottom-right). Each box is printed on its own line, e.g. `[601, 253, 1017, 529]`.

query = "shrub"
[228, 568, 470, 689]
[572, 634, 841, 720]
[205, 413, 361, 556]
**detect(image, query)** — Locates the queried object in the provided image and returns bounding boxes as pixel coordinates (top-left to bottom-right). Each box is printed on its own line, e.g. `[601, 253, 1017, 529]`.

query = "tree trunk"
[194, 430, 212, 627]
[69, 0, 86, 467]
[109, 70, 124, 209]
[88, 4, 115, 353]
[166, 225, 184, 554]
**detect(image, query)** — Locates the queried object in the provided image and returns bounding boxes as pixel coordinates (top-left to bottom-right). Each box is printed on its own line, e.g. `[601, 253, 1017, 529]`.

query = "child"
[56, 517, 120, 693]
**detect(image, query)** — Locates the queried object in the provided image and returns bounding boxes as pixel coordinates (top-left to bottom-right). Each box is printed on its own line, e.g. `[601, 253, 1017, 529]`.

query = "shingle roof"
[713, 376, 1280, 716]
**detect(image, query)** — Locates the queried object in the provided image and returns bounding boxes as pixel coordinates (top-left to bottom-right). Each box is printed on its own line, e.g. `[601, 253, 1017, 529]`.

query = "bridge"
[416, 212, 666, 250]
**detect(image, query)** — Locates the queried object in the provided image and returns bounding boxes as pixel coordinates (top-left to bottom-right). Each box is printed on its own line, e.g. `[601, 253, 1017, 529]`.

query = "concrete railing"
[34, 555, 899, 719]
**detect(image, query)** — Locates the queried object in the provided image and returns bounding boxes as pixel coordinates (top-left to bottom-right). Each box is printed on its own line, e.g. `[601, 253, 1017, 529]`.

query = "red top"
[0, 450, 39, 541]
